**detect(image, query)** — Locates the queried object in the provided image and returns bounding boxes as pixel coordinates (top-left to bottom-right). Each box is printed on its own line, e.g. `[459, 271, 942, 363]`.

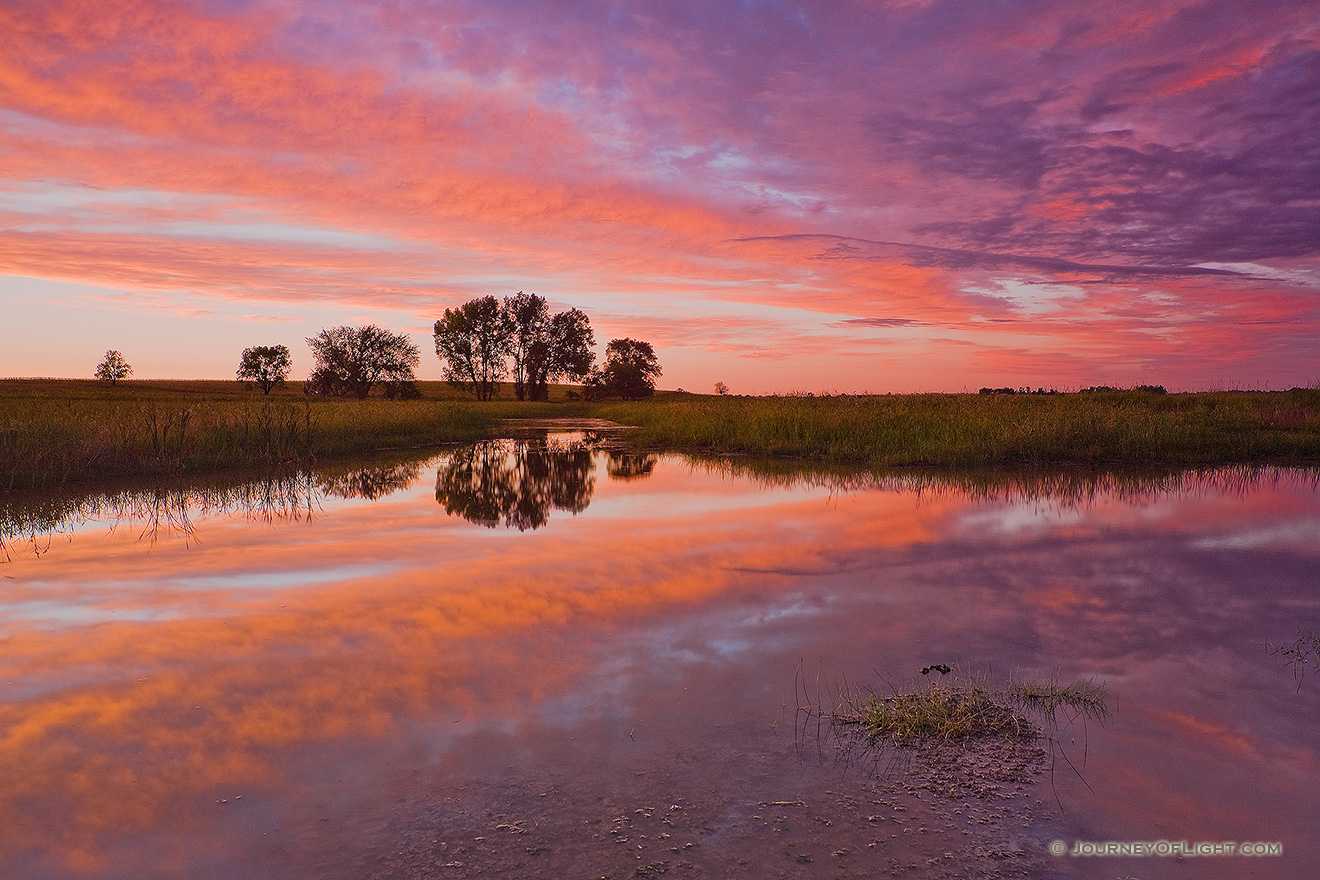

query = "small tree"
[434, 296, 515, 401]
[94, 350, 132, 386]
[588, 338, 661, 399]
[713, 381, 730, 395]
[304, 325, 419, 399]
[235, 345, 292, 394]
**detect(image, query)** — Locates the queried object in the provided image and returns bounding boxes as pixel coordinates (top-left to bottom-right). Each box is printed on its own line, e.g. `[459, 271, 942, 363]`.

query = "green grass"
[597, 389, 1320, 468]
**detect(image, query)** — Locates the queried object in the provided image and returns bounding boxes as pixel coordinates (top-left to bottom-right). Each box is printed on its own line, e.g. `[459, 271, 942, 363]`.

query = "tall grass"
[5, 381, 1318, 489]
[597, 389, 1320, 467]
[0, 384, 585, 490]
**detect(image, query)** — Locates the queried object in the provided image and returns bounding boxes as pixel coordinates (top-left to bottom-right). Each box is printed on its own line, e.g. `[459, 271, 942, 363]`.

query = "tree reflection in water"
[606, 450, 658, 481]
[316, 459, 426, 500]
[435, 438, 598, 531]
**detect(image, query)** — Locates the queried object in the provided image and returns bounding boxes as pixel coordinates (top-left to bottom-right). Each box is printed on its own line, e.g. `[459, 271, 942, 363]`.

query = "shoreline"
[3, 381, 1319, 492]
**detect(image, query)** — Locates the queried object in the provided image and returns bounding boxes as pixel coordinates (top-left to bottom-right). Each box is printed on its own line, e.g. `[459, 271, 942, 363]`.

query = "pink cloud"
[0, 0, 1316, 389]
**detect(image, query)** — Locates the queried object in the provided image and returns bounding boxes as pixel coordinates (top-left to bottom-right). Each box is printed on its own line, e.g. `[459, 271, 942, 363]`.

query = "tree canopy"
[94, 350, 132, 386]
[304, 325, 420, 399]
[589, 338, 662, 399]
[433, 296, 515, 401]
[235, 345, 292, 394]
[434, 294, 599, 401]
[504, 291, 550, 401]
[526, 308, 595, 401]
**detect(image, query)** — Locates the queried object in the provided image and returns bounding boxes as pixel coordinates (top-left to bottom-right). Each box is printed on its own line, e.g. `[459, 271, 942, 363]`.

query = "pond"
[1, 431, 1316, 879]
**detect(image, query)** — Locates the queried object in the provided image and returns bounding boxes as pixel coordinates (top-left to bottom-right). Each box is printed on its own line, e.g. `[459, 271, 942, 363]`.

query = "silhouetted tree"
[94, 350, 132, 386]
[504, 291, 550, 401]
[304, 325, 419, 399]
[525, 308, 595, 401]
[235, 345, 292, 394]
[713, 381, 730, 395]
[587, 338, 662, 399]
[434, 296, 515, 401]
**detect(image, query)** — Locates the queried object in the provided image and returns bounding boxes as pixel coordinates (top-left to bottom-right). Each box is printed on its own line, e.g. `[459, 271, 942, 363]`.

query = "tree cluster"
[215, 295, 659, 401]
[434, 293, 599, 401]
[304, 325, 421, 399]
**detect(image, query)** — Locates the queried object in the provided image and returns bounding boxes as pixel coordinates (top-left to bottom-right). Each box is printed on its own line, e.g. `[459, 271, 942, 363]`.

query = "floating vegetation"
[1268, 628, 1320, 690]
[1006, 676, 1110, 728]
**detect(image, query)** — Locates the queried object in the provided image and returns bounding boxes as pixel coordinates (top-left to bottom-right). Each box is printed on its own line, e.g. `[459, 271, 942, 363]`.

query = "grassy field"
[597, 388, 1320, 468]
[3, 380, 1318, 489]
[0, 379, 588, 490]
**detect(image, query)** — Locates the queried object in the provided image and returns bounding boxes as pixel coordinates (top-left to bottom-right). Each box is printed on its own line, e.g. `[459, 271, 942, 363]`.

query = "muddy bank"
[352, 731, 1060, 880]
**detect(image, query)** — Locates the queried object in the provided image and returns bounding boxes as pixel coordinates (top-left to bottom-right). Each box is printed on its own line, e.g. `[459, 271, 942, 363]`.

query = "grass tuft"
[825, 672, 1109, 747]
[839, 681, 1035, 745]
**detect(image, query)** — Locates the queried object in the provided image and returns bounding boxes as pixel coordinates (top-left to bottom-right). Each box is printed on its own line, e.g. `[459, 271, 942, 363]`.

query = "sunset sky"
[2, 0, 1317, 393]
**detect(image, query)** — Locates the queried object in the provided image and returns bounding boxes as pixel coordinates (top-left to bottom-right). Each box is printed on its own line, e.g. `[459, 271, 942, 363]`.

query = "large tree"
[235, 344, 292, 394]
[94, 350, 132, 386]
[304, 325, 419, 399]
[589, 338, 662, 399]
[433, 296, 515, 401]
[525, 308, 595, 401]
[503, 291, 550, 401]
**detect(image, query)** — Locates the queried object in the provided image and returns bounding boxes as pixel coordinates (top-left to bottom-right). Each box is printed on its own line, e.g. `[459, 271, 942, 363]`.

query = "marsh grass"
[839, 679, 1036, 745]
[0, 380, 589, 489]
[806, 669, 1109, 748]
[5, 380, 1318, 489]
[598, 389, 1320, 468]
[1268, 628, 1320, 691]
[1006, 676, 1110, 727]
[799, 668, 1111, 810]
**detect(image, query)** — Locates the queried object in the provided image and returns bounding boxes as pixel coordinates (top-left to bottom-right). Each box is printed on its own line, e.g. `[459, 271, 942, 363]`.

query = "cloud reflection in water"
[0, 447, 1316, 878]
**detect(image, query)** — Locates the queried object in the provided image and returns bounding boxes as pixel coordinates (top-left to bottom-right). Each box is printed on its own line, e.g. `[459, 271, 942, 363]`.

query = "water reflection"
[7, 447, 1315, 554]
[1269, 628, 1320, 690]
[0, 473, 319, 559]
[315, 459, 426, 501]
[1, 450, 1318, 879]
[434, 439, 596, 531]
[606, 450, 658, 481]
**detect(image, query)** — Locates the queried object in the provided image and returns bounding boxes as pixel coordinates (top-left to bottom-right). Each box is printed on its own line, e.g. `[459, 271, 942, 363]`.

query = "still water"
[1, 433, 1316, 879]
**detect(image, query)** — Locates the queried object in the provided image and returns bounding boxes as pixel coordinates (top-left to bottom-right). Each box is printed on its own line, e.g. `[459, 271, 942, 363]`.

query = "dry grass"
[597, 388, 1320, 468]
[6, 380, 1319, 490]
[839, 680, 1036, 745]
[0, 380, 589, 490]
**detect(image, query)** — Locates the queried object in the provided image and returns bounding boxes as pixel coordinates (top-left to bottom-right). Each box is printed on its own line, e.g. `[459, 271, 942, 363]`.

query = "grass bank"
[0, 380, 588, 490]
[597, 389, 1320, 468]
[4, 381, 1319, 489]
